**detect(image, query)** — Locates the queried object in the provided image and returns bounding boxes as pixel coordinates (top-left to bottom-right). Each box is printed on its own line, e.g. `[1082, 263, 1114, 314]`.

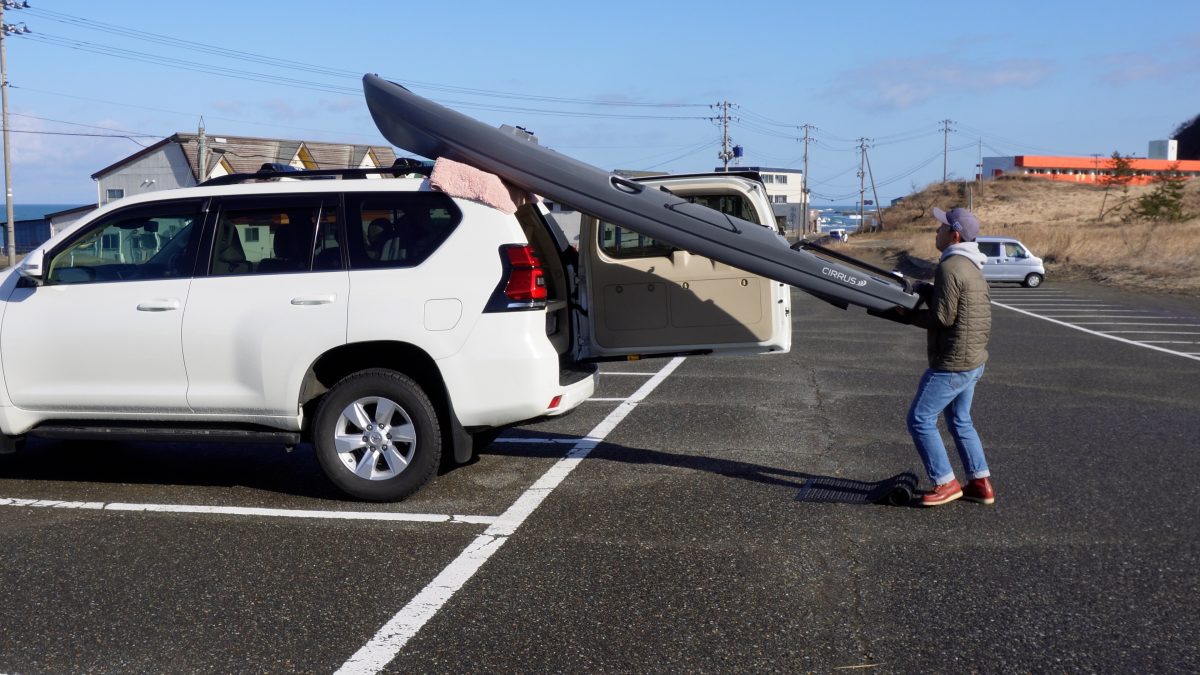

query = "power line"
[9, 111, 156, 136]
[23, 32, 713, 122]
[640, 139, 721, 171]
[13, 84, 388, 139]
[25, 6, 710, 109]
[5, 128, 155, 138]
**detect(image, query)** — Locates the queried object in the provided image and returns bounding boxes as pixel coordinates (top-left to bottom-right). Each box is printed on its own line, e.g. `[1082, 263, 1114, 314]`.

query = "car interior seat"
[365, 217, 396, 262]
[212, 220, 253, 275]
[257, 223, 308, 273]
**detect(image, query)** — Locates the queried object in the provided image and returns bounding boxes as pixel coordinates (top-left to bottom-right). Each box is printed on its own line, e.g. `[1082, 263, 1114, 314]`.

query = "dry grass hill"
[845, 176, 1200, 295]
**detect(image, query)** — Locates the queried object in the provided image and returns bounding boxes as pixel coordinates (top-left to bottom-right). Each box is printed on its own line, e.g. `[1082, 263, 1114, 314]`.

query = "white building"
[714, 166, 805, 205]
[714, 166, 806, 233]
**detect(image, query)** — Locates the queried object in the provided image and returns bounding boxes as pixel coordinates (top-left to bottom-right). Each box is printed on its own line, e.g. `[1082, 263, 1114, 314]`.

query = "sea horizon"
[0, 203, 90, 223]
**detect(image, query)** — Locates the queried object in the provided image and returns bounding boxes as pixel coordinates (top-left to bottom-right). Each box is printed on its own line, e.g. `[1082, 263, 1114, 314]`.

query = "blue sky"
[2, 0, 1198, 205]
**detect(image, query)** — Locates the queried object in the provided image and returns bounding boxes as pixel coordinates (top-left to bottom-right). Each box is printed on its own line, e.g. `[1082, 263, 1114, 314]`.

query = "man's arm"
[933, 266, 962, 328]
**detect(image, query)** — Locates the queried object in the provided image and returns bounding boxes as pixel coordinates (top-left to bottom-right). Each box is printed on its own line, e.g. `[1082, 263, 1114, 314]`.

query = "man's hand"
[914, 281, 934, 306]
[868, 306, 914, 325]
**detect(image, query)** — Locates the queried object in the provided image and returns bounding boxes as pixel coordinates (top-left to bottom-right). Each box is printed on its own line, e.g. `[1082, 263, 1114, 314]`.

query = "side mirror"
[18, 248, 44, 281]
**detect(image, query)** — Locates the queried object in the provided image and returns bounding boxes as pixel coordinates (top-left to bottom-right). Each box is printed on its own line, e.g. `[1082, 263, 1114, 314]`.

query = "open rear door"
[578, 175, 790, 359]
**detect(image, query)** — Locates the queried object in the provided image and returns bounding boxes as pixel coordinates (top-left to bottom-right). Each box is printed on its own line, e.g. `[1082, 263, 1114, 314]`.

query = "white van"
[977, 236, 1045, 287]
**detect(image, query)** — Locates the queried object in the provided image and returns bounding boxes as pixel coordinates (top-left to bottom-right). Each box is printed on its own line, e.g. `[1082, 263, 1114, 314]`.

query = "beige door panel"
[586, 220, 774, 349]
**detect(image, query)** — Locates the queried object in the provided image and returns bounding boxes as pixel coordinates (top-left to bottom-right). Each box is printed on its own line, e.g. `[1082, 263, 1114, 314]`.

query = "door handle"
[136, 299, 181, 312]
[290, 294, 336, 306]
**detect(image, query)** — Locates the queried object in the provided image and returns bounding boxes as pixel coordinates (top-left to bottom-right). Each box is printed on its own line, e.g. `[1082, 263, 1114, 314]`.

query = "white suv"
[0, 166, 792, 500]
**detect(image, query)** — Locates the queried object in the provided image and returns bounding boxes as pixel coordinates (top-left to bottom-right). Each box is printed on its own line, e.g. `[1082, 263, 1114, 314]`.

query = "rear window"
[345, 192, 461, 269]
[599, 192, 757, 260]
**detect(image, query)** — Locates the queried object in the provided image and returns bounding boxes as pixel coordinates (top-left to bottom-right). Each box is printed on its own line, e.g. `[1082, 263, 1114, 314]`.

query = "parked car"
[0, 167, 791, 501]
[976, 236, 1045, 287]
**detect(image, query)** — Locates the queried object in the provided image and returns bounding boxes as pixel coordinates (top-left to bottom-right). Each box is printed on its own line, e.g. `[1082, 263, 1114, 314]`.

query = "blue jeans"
[907, 365, 990, 486]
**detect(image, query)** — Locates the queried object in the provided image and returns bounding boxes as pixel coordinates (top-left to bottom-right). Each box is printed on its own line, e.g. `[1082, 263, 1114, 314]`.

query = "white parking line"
[0, 497, 497, 524]
[993, 302, 1200, 362]
[336, 356, 687, 674]
[1101, 331, 1200, 335]
[491, 437, 581, 444]
[1072, 322, 1200, 326]
[600, 372, 657, 376]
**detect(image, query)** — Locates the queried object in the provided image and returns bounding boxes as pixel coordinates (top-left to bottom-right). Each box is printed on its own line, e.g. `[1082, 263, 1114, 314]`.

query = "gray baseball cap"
[932, 207, 981, 242]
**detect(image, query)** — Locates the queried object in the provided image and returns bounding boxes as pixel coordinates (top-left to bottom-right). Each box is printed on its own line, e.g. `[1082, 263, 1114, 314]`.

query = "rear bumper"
[438, 312, 595, 427]
[544, 366, 596, 417]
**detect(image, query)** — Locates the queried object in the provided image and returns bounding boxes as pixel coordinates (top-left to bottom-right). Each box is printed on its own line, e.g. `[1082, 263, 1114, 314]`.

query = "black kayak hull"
[362, 73, 917, 312]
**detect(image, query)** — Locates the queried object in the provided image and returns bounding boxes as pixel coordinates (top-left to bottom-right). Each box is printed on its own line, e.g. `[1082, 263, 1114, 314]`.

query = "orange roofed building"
[982, 155, 1200, 186]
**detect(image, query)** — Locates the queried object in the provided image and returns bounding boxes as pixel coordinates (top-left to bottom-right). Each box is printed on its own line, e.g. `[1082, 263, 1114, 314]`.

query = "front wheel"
[1023, 273, 1044, 288]
[313, 369, 441, 501]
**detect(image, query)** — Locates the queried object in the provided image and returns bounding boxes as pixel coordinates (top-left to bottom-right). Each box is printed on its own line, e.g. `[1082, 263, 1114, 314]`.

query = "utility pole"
[800, 123, 814, 234]
[716, 101, 734, 170]
[857, 137, 868, 223]
[1, 0, 30, 267]
[940, 118, 955, 183]
[197, 117, 207, 183]
[864, 142, 884, 231]
[976, 138, 982, 184]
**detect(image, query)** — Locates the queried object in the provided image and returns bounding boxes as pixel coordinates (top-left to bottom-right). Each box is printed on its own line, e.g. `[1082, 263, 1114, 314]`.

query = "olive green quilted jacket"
[911, 251, 991, 371]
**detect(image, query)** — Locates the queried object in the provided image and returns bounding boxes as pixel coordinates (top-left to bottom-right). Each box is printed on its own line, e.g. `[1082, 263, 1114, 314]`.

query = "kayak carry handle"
[610, 175, 645, 195]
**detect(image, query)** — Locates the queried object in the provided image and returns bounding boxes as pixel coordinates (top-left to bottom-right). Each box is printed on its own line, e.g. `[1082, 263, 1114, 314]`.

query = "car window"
[599, 192, 757, 260]
[1004, 242, 1025, 258]
[345, 192, 460, 270]
[977, 241, 1001, 257]
[313, 209, 342, 271]
[208, 200, 334, 276]
[45, 201, 204, 285]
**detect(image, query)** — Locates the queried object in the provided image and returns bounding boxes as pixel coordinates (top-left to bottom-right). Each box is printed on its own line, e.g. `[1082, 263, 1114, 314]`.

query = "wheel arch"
[299, 341, 473, 466]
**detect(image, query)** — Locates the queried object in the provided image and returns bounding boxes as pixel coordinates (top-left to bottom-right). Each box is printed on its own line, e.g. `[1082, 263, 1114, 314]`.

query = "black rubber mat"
[794, 471, 919, 506]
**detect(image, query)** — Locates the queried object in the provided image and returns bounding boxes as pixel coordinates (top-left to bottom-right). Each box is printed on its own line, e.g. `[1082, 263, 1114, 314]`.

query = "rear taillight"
[503, 245, 547, 302]
[484, 244, 548, 312]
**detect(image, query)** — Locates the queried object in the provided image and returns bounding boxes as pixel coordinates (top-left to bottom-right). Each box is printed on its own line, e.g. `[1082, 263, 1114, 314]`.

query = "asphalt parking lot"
[2, 281, 1198, 673]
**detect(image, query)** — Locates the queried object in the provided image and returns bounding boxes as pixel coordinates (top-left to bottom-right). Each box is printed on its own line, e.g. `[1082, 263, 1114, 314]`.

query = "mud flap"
[0, 434, 20, 454]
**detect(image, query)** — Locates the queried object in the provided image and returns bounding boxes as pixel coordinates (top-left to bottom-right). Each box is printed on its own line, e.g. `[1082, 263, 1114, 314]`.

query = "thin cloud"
[1097, 50, 1196, 86]
[325, 97, 361, 113]
[828, 55, 1054, 111]
[210, 100, 246, 115]
[261, 98, 306, 121]
[4, 113, 141, 200]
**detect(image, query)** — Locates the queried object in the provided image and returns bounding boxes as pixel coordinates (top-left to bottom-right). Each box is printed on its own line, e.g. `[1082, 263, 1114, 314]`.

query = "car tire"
[1023, 273, 1044, 288]
[313, 369, 440, 501]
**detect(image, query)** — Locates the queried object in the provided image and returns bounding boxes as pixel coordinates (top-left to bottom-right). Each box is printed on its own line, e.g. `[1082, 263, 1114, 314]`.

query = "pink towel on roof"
[429, 157, 532, 215]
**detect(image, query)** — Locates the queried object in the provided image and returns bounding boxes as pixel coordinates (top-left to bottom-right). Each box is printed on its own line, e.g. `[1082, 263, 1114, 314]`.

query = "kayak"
[362, 73, 917, 312]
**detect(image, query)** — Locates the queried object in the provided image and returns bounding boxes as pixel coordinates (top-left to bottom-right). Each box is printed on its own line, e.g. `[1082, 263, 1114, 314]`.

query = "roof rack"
[632, 170, 764, 184]
[200, 157, 432, 186]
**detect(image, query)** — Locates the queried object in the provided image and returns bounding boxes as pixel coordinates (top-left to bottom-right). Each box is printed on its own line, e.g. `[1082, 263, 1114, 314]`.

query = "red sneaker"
[920, 479, 963, 507]
[962, 477, 995, 504]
